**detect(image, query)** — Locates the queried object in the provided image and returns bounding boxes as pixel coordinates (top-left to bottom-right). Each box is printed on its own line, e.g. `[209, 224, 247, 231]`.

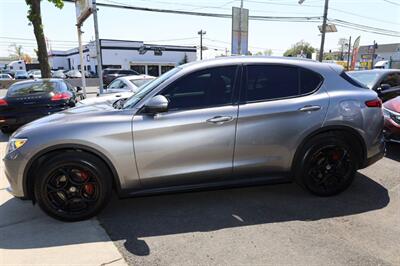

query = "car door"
[377, 72, 400, 102]
[233, 64, 329, 178]
[132, 65, 240, 188]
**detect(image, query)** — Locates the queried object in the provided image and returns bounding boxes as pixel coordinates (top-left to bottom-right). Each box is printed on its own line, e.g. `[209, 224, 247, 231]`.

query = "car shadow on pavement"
[97, 172, 390, 256]
[0, 173, 390, 254]
[385, 142, 400, 162]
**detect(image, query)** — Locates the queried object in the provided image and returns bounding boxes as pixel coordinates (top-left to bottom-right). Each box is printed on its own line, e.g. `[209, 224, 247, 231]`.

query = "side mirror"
[380, 84, 391, 91]
[76, 86, 82, 92]
[144, 95, 168, 114]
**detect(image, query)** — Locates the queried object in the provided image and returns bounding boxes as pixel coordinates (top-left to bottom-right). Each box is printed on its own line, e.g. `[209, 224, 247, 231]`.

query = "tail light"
[365, 99, 382, 108]
[51, 92, 71, 101]
[0, 99, 8, 106]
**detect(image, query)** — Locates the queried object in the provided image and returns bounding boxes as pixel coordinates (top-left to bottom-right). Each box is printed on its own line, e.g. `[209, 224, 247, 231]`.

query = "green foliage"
[179, 53, 189, 65]
[284, 41, 315, 59]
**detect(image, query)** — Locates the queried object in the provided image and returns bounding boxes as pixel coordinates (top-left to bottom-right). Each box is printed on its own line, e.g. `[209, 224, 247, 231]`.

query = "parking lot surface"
[0, 133, 399, 265]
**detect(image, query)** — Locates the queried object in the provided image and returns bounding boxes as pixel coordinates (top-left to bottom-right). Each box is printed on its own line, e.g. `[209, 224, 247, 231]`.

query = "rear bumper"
[361, 137, 385, 169]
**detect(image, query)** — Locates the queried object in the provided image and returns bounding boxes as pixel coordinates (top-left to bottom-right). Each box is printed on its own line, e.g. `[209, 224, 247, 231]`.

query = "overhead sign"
[75, 0, 93, 26]
[231, 7, 249, 55]
[318, 23, 337, 33]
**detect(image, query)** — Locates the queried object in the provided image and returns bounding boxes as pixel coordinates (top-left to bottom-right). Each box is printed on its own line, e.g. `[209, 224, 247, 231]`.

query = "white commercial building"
[49, 39, 197, 76]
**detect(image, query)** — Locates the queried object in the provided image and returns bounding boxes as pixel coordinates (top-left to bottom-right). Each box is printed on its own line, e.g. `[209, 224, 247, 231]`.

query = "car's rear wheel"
[296, 133, 358, 196]
[34, 152, 112, 221]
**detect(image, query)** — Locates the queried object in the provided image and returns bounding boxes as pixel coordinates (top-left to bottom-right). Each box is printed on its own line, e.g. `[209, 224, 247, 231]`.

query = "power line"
[383, 0, 400, 6]
[62, 0, 400, 37]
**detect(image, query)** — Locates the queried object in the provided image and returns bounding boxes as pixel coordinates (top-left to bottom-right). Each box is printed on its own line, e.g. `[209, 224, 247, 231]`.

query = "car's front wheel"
[34, 151, 112, 221]
[296, 133, 358, 196]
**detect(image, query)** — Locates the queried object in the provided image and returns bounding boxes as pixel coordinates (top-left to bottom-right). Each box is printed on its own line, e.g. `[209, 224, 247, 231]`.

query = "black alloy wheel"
[35, 152, 112, 221]
[298, 134, 358, 196]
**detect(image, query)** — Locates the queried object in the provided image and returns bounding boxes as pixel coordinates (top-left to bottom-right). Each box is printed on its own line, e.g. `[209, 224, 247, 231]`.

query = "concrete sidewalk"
[0, 140, 126, 266]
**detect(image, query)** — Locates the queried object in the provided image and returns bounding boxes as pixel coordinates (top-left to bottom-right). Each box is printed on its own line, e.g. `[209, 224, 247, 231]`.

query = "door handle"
[206, 116, 233, 124]
[299, 105, 321, 112]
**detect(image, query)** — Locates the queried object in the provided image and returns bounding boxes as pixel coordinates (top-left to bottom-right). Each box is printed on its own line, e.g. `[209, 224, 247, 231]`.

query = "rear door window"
[245, 65, 299, 102]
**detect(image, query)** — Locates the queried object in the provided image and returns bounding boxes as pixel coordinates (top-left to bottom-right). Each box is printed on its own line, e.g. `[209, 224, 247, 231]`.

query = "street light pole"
[77, 25, 87, 97]
[198, 30, 206, 60]
[92, 0, 104, 94]
[347, 36, 352, 71]
[319, 0, 329, 62]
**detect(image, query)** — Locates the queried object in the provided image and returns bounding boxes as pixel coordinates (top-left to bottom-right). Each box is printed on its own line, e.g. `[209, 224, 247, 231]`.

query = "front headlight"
[384, 108, 400, 125]
[6, 138, 28, 154]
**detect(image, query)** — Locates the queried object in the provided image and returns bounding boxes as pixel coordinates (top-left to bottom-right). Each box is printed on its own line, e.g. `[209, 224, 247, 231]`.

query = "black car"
[0, 79, 82, 133]
[348, 69, 400, 102]
[102, 68, 138, 86]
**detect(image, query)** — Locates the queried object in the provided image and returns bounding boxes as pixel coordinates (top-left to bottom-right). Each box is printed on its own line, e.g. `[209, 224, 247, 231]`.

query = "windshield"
[7, 81, 59, 97]
[347, 71, 381, 89]
[122, 67, 181, 109]
[130, 78, 154, 88]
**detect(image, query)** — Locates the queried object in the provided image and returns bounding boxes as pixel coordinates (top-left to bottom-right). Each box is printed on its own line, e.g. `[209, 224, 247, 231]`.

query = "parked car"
[4, 57, 384, 221]
[102, 68, 138, 86]
[28, 70, 42, 79]
[0, 79, 82, 133]
[14, 70, 29, 79]
[52, 70, 66, 79]
[348, 69, 400, 102]
[85, 71, 97, 78]
[0, 73, 13, 80]
[383, 96, 400, 143]
[1, 69, 15, 78]
[104, 74, 155, 94]
[65, 70, 82, 78]
[77, 91, 134, 106]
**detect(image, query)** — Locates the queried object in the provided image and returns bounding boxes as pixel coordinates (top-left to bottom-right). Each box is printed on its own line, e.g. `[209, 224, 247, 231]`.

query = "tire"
[295, 133, 358, 196]
[34, 151, 113, 222]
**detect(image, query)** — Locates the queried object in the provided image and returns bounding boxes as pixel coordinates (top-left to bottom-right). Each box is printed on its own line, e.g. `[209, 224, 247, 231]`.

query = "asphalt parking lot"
[0, 126, 399, 265]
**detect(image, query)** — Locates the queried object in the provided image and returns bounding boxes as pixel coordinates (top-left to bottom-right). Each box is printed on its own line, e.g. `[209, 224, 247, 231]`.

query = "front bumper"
[3, 149, 28, 198]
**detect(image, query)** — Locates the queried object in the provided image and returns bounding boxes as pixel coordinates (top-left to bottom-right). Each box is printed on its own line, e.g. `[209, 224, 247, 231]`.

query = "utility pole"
[198, 30, 206, 60]
[346, 36, 352, 71]
[77, 25, 87, 97]
[92, 0, 104, 94]
[371, 40, 377, 69]
[319, 0, 329, 62]
[238, 0, 243, 55]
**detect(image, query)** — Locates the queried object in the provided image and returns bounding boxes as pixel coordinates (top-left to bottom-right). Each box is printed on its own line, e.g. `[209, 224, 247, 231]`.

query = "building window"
[10, 66, 13, 70]
[147, 65, 159, 77]
[130, 65, 146, 74]
[161, 65, 175, 74]
[103, 65, 121, 69]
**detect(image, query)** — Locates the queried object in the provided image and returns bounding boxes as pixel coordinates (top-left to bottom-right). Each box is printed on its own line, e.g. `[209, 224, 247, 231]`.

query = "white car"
[52, 70, 66, 79]
[28, 70, 41, 79]
[66, 70, 82, 78]
[104, 74, 155, 94]
[77, 91, 134, 106]
[0, 73, 13, 80]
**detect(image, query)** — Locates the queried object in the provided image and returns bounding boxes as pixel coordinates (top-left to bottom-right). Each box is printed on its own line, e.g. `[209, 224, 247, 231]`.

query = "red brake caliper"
[80, 171, 94, 195]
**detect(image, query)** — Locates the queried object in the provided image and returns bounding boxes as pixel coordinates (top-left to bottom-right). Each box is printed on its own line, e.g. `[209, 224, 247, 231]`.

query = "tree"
[25, 0, 64, 78]
[284, 41, 315, 59]
[8, 43, 33, 63]
[337, 38, 349, 61]
[179, 53, 189, 65]
[254, 49, 273, 56]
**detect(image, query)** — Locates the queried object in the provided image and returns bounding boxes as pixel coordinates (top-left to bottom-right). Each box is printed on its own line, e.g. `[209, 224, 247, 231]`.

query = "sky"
[0, 0, 399, 58]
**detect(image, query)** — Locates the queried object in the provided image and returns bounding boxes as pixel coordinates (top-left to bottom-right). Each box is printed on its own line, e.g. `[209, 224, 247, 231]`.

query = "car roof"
[10, 78, 64, 85]
[179, 56, 340, 73]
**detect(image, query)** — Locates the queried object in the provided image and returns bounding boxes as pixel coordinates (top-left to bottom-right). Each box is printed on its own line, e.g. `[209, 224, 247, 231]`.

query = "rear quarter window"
[300, 68, 323, 94]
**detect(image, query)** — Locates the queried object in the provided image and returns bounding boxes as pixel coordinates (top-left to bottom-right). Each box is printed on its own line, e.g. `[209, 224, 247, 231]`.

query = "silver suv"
[4, 57, 384, 221]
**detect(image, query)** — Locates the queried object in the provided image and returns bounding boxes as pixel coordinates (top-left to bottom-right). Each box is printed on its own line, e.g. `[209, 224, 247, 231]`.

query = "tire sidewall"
[34, 152, 112, 222]
[297, 135, 358, 196]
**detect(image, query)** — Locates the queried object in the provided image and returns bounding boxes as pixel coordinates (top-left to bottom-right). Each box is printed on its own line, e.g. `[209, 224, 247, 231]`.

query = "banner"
[350, 36, 361, 70]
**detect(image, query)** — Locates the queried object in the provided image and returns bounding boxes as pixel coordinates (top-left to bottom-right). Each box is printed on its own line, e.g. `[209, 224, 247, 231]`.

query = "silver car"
[4, 57, 384, 221]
